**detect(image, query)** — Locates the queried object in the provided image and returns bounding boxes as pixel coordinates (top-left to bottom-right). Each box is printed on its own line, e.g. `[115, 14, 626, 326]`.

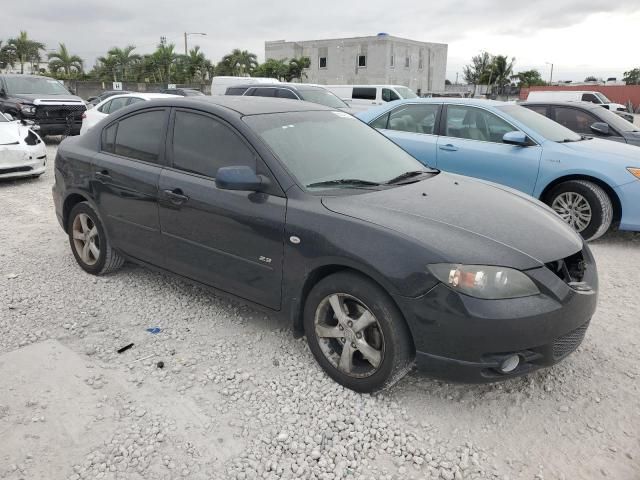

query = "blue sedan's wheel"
[546, 180, 613, 241]
[303, 272, 414, 392]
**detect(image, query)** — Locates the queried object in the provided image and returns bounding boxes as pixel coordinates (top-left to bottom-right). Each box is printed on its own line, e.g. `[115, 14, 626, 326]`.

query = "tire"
[545, 180, 613, 241]
[67, 202, 124, 275]
[303, 272, 414, 393]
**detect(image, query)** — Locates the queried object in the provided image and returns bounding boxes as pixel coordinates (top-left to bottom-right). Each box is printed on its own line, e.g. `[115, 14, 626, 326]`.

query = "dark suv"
[0, 74, 86, 136]
[225, 83, 352, 111]
[521, 100, 640, 147]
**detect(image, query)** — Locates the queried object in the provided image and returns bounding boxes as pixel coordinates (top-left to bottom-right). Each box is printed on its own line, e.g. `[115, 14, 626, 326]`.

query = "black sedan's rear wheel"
[545, 180, 613, 241]
[303, 272, 414, 392]
[68, 202, 124, 275]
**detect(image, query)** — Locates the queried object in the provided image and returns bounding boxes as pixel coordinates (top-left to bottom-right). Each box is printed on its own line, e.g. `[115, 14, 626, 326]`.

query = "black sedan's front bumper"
[395, 248, 598, 383]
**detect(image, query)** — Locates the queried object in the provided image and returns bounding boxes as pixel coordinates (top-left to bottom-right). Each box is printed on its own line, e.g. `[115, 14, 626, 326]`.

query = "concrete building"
[265, 33, 447, 95]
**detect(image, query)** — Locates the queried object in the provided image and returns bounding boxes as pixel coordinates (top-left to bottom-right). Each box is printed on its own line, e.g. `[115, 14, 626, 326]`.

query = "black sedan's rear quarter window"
[113, 110, 166, 163]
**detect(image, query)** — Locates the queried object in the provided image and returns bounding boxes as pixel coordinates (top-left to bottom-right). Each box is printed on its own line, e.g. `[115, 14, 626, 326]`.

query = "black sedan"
[52, 96, 598, 392]
[159, 88, 205, 96]
[521, 100, 640, 147]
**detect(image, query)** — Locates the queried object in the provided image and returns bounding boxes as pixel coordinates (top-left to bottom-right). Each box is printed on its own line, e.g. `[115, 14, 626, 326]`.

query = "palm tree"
[286, 57, 311, 82]
[95, 55, 118, 81]
[6, 31, 45, 74]
[152, 43, 178, 82]
[221, 49, 258, 76]
[0, 41, 17, 70]
[48, 43, 83, 77]
[184, 46, 208, 81]
[106, 45, 141, 81]
[490, 55, 515, 94]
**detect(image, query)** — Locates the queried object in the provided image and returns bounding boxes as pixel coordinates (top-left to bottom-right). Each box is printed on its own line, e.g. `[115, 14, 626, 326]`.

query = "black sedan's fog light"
[499, 354, 520, 373]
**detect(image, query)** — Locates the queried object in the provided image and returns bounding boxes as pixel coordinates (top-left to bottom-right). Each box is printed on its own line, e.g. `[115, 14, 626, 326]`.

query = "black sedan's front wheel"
[304, 272, 414, 392]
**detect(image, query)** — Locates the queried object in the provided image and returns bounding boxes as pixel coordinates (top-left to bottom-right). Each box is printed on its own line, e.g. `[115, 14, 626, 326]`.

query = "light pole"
[184, 32, 207, 56]
[546, 62, 554, 85]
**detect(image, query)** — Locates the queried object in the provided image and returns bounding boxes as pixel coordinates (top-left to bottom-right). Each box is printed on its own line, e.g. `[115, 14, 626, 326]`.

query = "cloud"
[2, 0, 639, 79]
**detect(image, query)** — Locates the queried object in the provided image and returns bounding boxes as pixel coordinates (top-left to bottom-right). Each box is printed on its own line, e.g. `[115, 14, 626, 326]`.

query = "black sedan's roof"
[520, 100, 601, 110]
[147, 95, 332, 116]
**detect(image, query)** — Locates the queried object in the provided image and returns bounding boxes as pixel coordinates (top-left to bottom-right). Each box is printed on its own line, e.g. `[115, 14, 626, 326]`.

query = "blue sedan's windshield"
[498, 105, 582, 142]
[245, 111, 430, 189]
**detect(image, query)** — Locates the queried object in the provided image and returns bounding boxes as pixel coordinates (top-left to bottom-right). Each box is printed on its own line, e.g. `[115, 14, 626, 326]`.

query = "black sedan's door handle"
[95, 171, 112, 182]
[163, 188, 189, 205]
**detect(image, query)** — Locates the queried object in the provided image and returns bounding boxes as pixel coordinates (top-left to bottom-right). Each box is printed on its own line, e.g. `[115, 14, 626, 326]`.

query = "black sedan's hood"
[321, 173, 583, 270]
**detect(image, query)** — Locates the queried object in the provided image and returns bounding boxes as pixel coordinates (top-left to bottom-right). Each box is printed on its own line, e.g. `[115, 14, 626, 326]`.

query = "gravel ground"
[0, 141, 639, 480]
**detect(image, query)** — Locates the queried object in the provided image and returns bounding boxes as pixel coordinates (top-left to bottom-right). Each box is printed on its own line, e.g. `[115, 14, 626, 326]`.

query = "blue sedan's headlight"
[428, 264, 540, 299]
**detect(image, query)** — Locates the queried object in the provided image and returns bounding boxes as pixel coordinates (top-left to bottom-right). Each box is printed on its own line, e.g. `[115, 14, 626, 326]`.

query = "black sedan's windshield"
[596, 107, 640, 133]
[299, 88, 350, 109]
[5, 76, 71, 95]
[245, 111, 430, 189]
[498, 105, 582, 142]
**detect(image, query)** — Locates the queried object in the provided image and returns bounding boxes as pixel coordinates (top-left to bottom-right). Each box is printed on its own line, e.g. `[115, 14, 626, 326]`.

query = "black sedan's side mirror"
[215, 166, 265, 191]
[503, 131, 529, 146]
[590, 122, 610, 136]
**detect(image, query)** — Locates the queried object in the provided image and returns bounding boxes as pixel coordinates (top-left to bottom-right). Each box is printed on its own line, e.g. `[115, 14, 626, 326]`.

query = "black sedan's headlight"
[428, 264, 540, 299]
[20, 104, 36, 115]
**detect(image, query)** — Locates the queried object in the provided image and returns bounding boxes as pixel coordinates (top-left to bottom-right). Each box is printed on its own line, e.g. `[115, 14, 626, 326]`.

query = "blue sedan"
[357, 98, 640, 240]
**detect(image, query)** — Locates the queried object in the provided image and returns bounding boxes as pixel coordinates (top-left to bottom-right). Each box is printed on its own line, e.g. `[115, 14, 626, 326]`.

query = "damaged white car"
[0, 113, 47, 179]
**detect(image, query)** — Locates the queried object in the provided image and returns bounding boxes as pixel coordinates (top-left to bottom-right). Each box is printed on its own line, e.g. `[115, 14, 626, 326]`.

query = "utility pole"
[184, 32, 207, 56]
[455, 72, 459, 85]
[546, 62, 554, 85]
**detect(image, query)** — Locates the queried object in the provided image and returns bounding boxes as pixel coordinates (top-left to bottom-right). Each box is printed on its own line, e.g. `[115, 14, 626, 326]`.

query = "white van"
[325, 85, 417, 112]
[210, 76, 280, 96]
[526, 90, 628, 112]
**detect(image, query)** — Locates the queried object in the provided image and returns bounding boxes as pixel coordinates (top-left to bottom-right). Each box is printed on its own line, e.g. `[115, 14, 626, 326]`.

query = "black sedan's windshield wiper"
[306, 179, 381, 188]
[385, 170, 436, 185]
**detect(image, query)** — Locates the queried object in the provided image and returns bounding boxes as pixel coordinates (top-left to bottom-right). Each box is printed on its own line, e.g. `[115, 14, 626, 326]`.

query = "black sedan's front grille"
[35, 104, 86, 123]
[546, 250, 586, 284]
[553, 322, 589, 359]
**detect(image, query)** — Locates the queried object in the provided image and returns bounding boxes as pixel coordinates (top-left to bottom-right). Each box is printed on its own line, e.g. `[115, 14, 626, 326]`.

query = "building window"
[390, 55, 395, 67]
[405, 56, 410, 68]
[358, 55, 367, 68]
[418, 50, 424, 70]
[319, 57, 327, 69]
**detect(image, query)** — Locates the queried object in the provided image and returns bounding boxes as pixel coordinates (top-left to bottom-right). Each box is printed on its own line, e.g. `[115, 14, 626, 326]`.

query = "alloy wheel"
[314, 293, 385, 378]
[551, 192, 592, 232]
[71, 213, 100, 266]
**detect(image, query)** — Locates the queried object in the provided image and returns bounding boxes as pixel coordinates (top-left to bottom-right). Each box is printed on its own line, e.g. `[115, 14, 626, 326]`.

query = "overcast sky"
[3, 1, 639, 82]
